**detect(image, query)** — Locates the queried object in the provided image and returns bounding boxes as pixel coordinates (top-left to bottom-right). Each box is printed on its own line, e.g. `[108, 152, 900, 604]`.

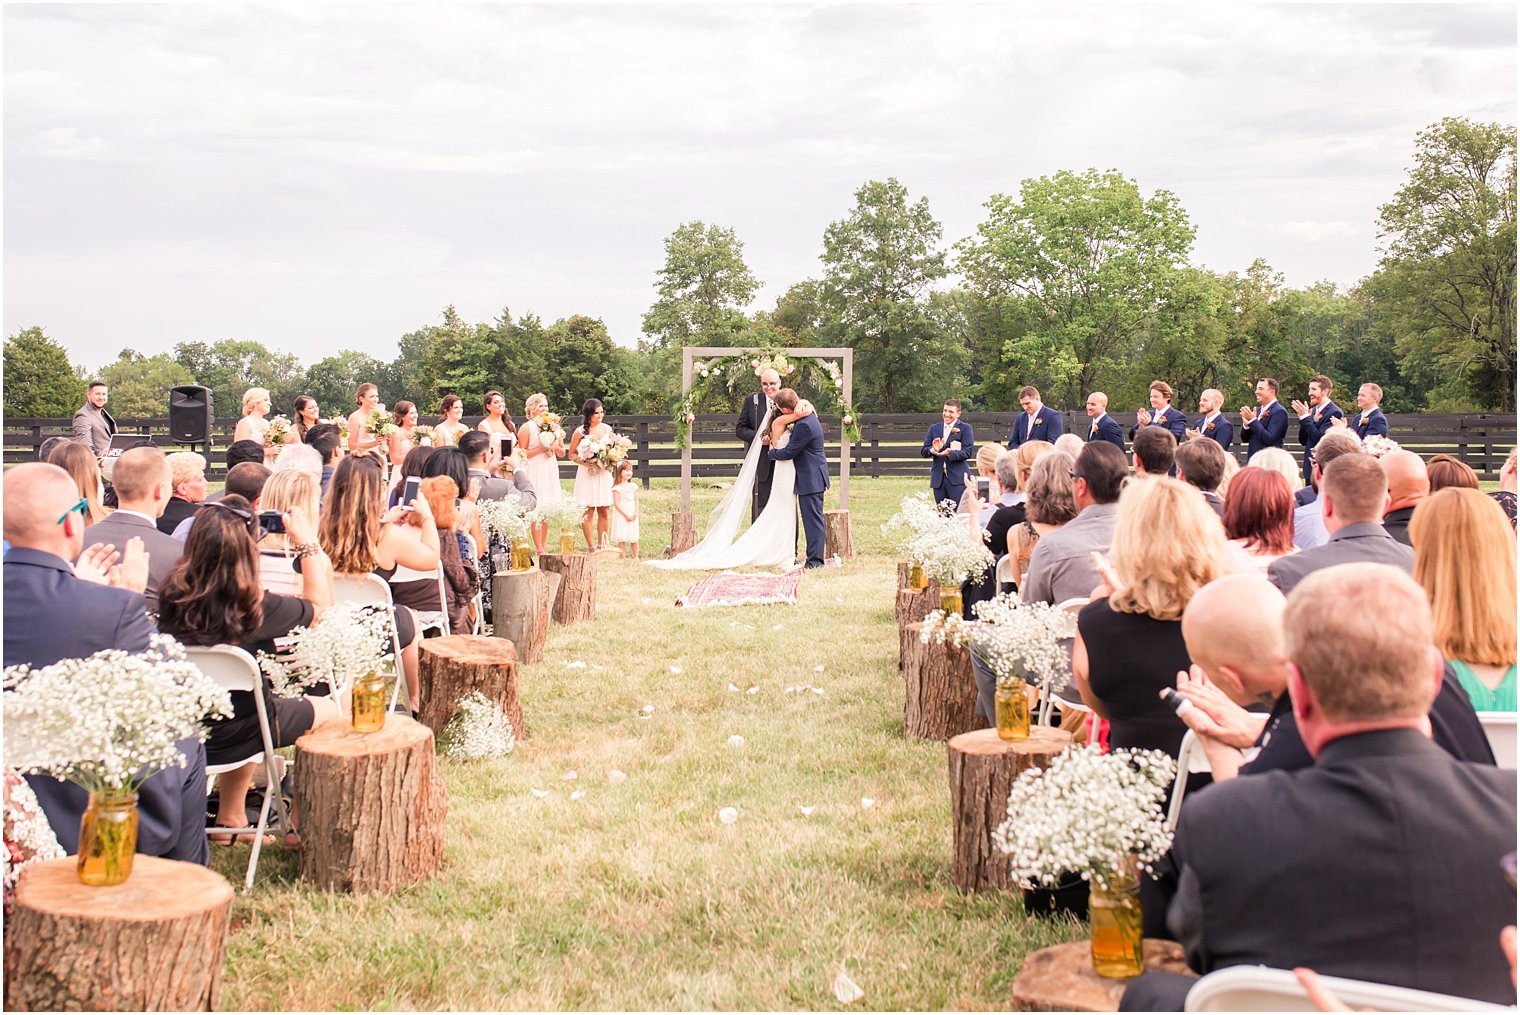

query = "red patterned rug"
[676, 567, 805, 608]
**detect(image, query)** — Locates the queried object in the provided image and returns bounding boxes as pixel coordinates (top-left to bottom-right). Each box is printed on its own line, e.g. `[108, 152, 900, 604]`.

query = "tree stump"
[668, 511, 697, 556]
[823, 509, 855, 558]
[947, 727, 1073, 893]
[538, 552, 597, 623]
[902, 622, 980, 741]
[293, 716, 448, 894]
[895, 583, 941, 670]
[1010, 939, 1192, 1011]
[4, 856, 233, 1011]
[418, 634, 524, 742]
[491, 566, 560, 664]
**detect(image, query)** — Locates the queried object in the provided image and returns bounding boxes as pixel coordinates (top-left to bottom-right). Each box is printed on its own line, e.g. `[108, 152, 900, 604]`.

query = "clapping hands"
[1290, 399, 1311, 417]
[75, 538, 149, 594]
[1165, 665, 1262, 749]
[1240, 406, 1257, 423]
[1137, 409, 1153, 427]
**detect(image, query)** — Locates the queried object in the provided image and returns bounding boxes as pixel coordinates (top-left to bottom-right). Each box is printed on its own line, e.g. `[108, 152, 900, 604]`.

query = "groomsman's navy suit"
[1353, 407, 1390, 439]
[1297, 400, 1345, 483]
[1245, 401, 1289, 457]
[1086, 413, 1126, 452]
[1007, 405, 1063, 451]
[1128, 406, 1187, 442]
[1194, 414, 1234, 452]
[921, 418, 975, 507]
[769, 413, 830, 568]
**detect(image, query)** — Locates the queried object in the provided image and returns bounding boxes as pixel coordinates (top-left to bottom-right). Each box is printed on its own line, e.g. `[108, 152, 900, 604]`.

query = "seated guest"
[1221, 467, 1296, 574]
[1173, 437, 1227, 517]
[36, 434, 73, 463]
[1131, 426, 1177, 478]
[2, 464, 210, 866]
[1021, 441, 1127, 606]
[157, 451, 209, 534]
[1122, 564, 1517, 1010]
[82, 446, 184, 606]
[1214, 448, 1240, 499]
[460, 431, 517, 503]
[421, 447, 487, 558]
[389, 476, 475, 635]
[270, 442, 323, 486]
[1293, 430, 1363, 549]
[386, 445, 434, 508]
[1006, 451, 1077, 591]
[1426, 452, 1481, 493]
[173, 461, 270, 541]
[220, 440, 268, 480]
[156, 495, 339, 840]
[1494, 447, 1517, 529]
[1411, 488, 1518, 712]
[255, 471, 322, 596]
[1269, 454, 1414, 595]
[1073, 477, 1231, 758]
[1245, 446, 1302, 497]
[975, 441, 1052, 546]
[1379, 449, 1429, 546]
[47, 440, 111, 525]
[1053, 432, 1085, 461]
[958, 442, 1005, 515]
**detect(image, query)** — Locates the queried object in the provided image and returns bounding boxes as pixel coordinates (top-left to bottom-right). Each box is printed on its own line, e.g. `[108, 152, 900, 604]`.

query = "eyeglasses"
[202, 500, 258, 535]
[55, 497, 88, 525]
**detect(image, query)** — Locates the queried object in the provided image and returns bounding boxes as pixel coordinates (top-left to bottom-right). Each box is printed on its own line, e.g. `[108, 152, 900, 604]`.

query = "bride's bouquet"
[265, 414, 293, 446]
[322, 416, 350, 443]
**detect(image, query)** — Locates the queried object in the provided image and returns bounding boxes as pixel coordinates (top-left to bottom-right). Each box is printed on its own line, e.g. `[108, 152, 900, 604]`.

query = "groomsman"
[1292, 374, 1345, 484]
[735, 369, 782, 521]
[1334, 382, 1390, 439]
[1007, 386, 1063, 450]
[922, 399, 975, 507]
[1129, 380, 1187, 441]
[1241, 377, 1289, 457]
[1184, 388, 1234, 451]
[1084, 392, 1125, 451]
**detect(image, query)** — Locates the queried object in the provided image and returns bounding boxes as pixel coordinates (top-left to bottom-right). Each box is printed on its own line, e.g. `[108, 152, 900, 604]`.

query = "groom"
[767, 388, 830, 569]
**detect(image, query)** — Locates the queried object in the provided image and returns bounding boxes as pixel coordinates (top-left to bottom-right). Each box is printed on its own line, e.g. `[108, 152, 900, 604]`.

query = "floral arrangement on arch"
[674, 347, 863, 448]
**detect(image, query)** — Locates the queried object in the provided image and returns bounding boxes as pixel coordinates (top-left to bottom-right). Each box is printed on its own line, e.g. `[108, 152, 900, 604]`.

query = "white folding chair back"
[184, 645, 291, 894]
[332, 572, 408, 711]
[390, 561, 451, 637]
[994, 554, 1014, 591]
[257, 549, 303, 596]
[1477, 711, 1516, 770]
[1036, 598, 1090, 726]
[1184, 964, 1512, 1011]
[1167, 730, 1206, 830]
[461, 533, 484, 634]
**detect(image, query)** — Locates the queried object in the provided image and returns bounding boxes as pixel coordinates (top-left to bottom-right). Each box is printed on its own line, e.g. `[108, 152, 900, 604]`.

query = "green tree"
[302, 350, 388, 416]
[641, 222, 760, 351]
[4, 326, 84, 417]
[98, 348, 195, 418]
[1370, 117, 1517, 410]
[542, 315, 618, 417]
[956, 168, 1197, 408]
[173, 339, 305, 418]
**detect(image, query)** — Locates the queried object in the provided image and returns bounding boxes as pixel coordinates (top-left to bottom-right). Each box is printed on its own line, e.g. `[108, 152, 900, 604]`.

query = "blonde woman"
[346, 383, 387, 457]
[158, 451, 209, 535]
[256, 470, 321, 596]
[518, 392, 565, 553]
[1073, 476, 1232, 758]
[234, 387, 278, 463]
[958, 442, 1006, 515]
[46, 441, 110, 525]
[1411, 488, 1518, 711]
[1246, 447, 1302, 496]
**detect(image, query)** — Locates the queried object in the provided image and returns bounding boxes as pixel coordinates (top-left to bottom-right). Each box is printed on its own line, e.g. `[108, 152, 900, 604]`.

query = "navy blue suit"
[1353, 407, 1389, 439]
[769, 414, 830, 568]
[1193, 414, 1233, 452]
[1244, 401, 1289, 457]
[1007, 405, 1064, 450]
[1128, 406, 1187, 442]
[1086, 413, 1125, 452]
[921, 419, 975, 508]
[3, 548, 210, 866]
[1297, 400, 1345, 483]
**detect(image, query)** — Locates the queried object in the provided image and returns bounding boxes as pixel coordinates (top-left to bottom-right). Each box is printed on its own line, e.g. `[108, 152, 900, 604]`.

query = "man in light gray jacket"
[72, 380, 117, 455]
[461, 431, 536, 509]
[1021, 441, 1128, 606]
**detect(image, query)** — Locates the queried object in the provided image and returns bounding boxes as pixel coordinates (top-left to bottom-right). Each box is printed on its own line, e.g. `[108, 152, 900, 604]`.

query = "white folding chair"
[994, 553, 1014, 592]
[332, 572, 408, 711]
[461, 532, 484, 635]
[1477, 711, 1517, 770]
[391, 561, 451, 638]
[1037, 597, 1092, 727]
[185, 645, 292, 894]
[1184, 964, 1512, 1011]
[1167, 730, 1211, 830]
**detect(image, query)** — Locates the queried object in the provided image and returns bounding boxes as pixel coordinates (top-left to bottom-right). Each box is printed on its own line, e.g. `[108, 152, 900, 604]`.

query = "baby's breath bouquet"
[438, 692, 516, 761]
[477, 494, 533, 542]
[257, 602, 393, 698]
[992, 745, 1176, 891]
[265, 414, 293, 446]
[2, 636, 233, 797]
[919, 608, 972, 648]
[970, 596, 1076, 692]
[532, 495, 587, 533]
[882, 491, 950, 567]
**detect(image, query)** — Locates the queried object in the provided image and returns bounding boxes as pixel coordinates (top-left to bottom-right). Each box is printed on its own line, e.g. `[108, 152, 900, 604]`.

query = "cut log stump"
[667, 511, 697, 556]
[947, 727, 1073, 893]
[538, 552, 597, 623]
[1010, 939, 1192, 1011]
[823, 509, 855, 559]
[4, 856, 233, 1011]
[895, 583, 941, 671]
[293, 716, 448, 894]
[902, 622, 980, 741]
[491, 566, 560, 664]
[418, 634, 523, 742]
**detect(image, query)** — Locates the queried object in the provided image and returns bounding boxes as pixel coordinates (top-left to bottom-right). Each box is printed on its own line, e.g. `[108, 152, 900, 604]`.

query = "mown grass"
[212, 476, 1081, 1011]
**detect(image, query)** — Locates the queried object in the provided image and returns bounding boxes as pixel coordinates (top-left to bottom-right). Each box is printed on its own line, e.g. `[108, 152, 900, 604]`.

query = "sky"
[4, 3, 1516, 372]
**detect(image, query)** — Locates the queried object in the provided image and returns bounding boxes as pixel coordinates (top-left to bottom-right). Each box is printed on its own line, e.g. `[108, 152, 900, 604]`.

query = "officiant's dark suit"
[769, 413, 830, 568]
[736, 392, 777, 522]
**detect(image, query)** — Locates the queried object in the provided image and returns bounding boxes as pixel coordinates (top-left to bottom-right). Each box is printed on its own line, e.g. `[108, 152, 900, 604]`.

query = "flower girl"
[610, 460, 640, 558]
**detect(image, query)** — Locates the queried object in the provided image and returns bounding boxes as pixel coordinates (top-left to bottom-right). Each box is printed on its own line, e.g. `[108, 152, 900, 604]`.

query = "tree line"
[5, 117, 1513, 422]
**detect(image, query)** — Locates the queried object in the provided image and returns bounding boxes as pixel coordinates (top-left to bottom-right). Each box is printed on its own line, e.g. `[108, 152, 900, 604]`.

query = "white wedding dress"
[647, 428, 798, 571]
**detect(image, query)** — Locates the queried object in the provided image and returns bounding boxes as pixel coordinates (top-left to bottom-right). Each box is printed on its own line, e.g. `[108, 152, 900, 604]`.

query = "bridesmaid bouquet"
[413, 425, 435, 447]
[596, 431, 633, 468]
[535, 410, 565, 449]
[322, 416, 350, 442]
[265, 415, 293, 446]
[368, 406, 398, 439]
[574, 436, 605, 470]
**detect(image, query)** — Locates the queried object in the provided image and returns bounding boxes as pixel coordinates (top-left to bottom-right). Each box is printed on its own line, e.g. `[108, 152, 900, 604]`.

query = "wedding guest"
[1269, 455, 1413, 595]
[157, 451, 209, 535]
[71, 380, 116, 455]
[303, 424, 342, 499]
[1008, 386, 1063, 450]
[1222, 467, 1296, 573]
[569, 398, 615, 550]
[156, 494, 339, 843]
[422, 447, 486, 560]
[1005, 451, 1077, 590]
[459, 431, 512, 500]
[83, 446, 183, 605]
[735, 369, 782, 521]
[1330, 382, 1389, 438]
[37, 435, 73, 463]
[1494, 447, 1518, 528]
[222, 439, 267, 477]
[47, 440, 109, 525]
[387, 445, 434, 509]
[1053, 432, 1085, 461]
[1021, 441, 1127, 606]
[957, 442, 1004, 515]
[389, 400, 419, 471]
[1241, 376, 1289, 456]
[389, 476, 473, 635]
[980, 449, 1033, 555]
[1426, 453, 1481, 493]
[1129, 380, 1187, 442]
[1174, 437, 1228, 517]
[1073, 477, 1230, 757]
[1132, 426, 1177, 478]
[611, 460, 640, 558]
[1122, 564, 1516, 1011]
[1184, 388, 1234, 452]
[1294, 431, 1364, 549]
[519, 392, 565, 554]
[1379, 449, 1429, 546]
[1246, 446, 1302, 496]
[173, 462, 269, 541]
[270, 442, 323, 486]
[347, 383, 387, 456]
[1411, 488, 1518, 712]
[476, 389, 517, 465]
[1084, 391, 1125, 451]
[433, 394, 470, 447]
[1216, 450, 1240, 500]
[291, 395, 320, 443]
[255, 470, 321, 596]
[923, 399, 975, 507]
[1291, 375, 1344, 485]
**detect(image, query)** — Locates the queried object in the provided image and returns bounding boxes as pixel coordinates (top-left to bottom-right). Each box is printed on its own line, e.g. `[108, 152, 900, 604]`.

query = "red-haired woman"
[1222, 466, 1298, 573]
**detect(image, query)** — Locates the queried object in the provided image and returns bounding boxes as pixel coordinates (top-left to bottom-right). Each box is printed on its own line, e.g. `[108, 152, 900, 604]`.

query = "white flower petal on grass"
[640, 704, 656, 715]
[727, 683, 740, 692]
[641, 597, 652, 605]
[811, 687, 825, 695]
[608, 769, 627, 784]
[860, 797, 875, 809]
[562, 770, 578, 781]
[798, 805, 815, 816]
[727, 735, 746, 749]
[832, 968, 865, 1004]
[570, 789, 585, 801]
[718, 807, 739, 824]
[530, 788, 549, 798]
[772, 624, 785, 631]
[670, 666, 683, 674]
[746, 686, 759, 695]
[564, 660, 588, 669]
[814, 664, 825, 672]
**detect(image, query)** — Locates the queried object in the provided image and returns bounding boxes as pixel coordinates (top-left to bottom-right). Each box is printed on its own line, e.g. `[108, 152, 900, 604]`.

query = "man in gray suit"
[72, 380, 116, 455]
[82, 446, 184, 606]
[460, 431, 536, 509]
[1268, 454, 1413, 595]
[1021, 441, 1128, 605]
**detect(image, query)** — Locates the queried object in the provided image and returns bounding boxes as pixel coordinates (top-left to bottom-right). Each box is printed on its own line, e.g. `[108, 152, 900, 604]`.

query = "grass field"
[210, 476, 1081, 1011]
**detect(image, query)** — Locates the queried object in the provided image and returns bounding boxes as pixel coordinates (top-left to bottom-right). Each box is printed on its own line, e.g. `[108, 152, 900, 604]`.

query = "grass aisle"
[214, 477, 1080, 1010]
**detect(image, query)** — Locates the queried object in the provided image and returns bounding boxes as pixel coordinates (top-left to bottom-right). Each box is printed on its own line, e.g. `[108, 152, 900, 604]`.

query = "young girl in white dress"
[610, 460, 640, 558]
[519, 392, 565, 554]
[569, 398, 615, 550]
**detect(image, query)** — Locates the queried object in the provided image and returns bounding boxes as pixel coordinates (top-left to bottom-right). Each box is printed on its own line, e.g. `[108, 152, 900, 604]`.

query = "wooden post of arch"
[666, 346, 854, 558]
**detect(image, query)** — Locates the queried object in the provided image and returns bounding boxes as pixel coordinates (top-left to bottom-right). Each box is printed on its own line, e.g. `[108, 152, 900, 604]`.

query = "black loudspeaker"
[168, 384, 213, 443]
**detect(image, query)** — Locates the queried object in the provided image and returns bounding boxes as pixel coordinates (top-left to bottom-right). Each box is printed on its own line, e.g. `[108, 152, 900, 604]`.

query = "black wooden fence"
[6, 411, 1514, 484]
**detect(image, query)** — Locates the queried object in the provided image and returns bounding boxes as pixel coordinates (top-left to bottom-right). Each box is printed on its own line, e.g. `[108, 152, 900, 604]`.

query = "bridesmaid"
[389, 401, 419, 470]
[291, 395, 320, 443]
[477, 390, 517, 467]
[433, 394, 470, 447]
[518, 392, 565, 554]
[347, 383, 387, 457]
[234, 387, 279, 463]
[569, 398, 614, 550]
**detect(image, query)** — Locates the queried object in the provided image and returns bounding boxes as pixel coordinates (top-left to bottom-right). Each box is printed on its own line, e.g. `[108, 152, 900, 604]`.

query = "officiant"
[736, 369, 783, 521]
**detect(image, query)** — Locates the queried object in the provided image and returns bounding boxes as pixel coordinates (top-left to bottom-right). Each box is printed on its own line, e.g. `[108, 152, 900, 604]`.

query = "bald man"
[1184, 388, 1234, 452]
[1084, 392, 1124, 451]
[736, 369, 782, 521]
[1380, 450, 1429, 546]
[83, 446, 183, 605]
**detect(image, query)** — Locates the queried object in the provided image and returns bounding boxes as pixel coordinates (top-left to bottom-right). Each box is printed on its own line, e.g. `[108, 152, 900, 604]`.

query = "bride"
[648, 401, 813, 571]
